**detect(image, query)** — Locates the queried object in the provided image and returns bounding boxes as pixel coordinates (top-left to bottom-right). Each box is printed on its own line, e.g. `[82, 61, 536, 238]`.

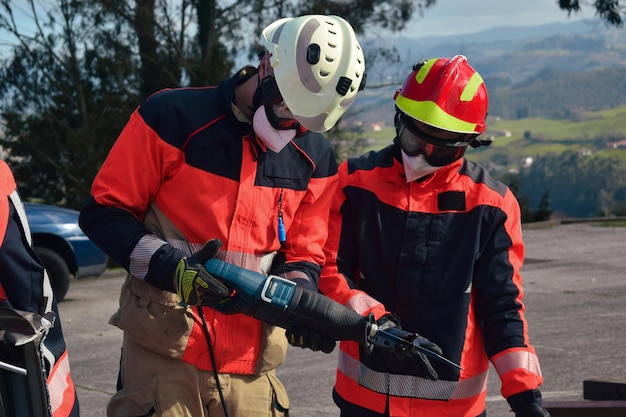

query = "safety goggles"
[398, 114, 475, 167]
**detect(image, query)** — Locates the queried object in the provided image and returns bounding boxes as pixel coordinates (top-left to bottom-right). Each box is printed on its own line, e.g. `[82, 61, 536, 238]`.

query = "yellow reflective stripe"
[415, 58, 438, 83]
[461, 72, 485, 102]
[395, 95, 477, 133]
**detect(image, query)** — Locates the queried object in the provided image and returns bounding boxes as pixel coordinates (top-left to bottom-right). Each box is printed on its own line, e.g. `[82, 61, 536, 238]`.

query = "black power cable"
[197, 306, 230, 417]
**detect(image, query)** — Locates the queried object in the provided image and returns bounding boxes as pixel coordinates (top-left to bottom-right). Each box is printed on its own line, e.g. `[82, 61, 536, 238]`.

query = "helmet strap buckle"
[469, 136, 493, 148]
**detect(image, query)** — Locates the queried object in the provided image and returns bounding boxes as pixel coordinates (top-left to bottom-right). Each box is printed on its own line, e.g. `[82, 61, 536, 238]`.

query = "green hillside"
[359, 105, 626, 166]
[486, 67, 626, 119]
[467, 105, 626, 167]
[354, 23, 626, 141]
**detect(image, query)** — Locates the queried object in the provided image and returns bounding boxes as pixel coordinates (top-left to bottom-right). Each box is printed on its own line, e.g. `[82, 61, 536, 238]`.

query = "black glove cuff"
[377, 313, 401, 329]
[507, 389, 543, 410]
[145, 245, 185, 292]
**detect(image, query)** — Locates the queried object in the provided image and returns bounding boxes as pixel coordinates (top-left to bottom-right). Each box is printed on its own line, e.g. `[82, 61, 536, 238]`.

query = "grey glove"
[285, 327, 336, 353]
[507, 389, 552, 417]
[377, 314, 441, 381]
[174, 239, 231, 306]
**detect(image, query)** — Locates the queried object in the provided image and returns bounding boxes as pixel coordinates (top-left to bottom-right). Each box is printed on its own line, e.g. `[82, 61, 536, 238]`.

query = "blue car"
[24, 202, 109, 302]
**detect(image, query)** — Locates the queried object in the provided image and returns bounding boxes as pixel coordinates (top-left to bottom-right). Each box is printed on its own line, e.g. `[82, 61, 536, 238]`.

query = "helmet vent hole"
[320, 70, 330, 77]
[325, 56, 335, 63]
[327, 41, 337, 49]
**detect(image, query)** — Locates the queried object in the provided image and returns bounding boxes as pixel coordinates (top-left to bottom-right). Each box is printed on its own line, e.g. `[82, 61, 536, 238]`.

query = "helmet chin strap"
[252, 52, 300, 131]
[394, 111, 402, 137]
[251, 52, 276, 114]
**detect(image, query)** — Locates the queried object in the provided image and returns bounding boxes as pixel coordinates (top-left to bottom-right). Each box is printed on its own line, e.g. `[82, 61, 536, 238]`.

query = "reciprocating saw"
[204, 259, 461, 370]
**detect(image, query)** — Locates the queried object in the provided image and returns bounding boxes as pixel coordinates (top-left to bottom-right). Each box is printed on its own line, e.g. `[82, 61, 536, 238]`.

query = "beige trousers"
[107, 334, 289, 417]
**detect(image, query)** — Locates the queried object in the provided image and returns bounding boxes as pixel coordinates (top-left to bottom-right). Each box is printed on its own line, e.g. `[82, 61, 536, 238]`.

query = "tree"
[0, 0, 623, 209]
[534, 192, 553, 222]
[559, 0, 625, 27]
[0, 0, 435, 209]
[517, 151, 626, 218]
[497, 172, 552, 223]
[0, 0, 140, 208]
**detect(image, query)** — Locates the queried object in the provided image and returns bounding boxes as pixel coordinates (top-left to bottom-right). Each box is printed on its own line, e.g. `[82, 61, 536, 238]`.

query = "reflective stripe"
[338, 349, 488, 401]
[258, 252, 276, 276]
[394, 95, 478, 133]
[492, 349, 542, 377]
[415, 59, 437, 84]
[130, 234, 168, 278]
[10, 190, 31, 245]
[129, 235, 277, 280]
[281, 269, 310, 282]
[46, 350, 76, 417]
[345, 291, 381, 315]
[11, 189, 55, 314]
[461, 72, 485, 102]
[222, 249, 276, 276]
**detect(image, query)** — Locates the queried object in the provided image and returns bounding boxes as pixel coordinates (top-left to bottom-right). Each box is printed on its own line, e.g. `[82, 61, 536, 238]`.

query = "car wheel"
[34, 247, 70, 303]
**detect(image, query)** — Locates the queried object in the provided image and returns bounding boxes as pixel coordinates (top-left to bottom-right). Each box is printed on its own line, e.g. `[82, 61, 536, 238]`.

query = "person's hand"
[377, 314, 441, 381]
[512, 404, 551, 417]
[507, 389, 552, 417]
[285, 327, 336, 353]
[174, 239, 231, 306]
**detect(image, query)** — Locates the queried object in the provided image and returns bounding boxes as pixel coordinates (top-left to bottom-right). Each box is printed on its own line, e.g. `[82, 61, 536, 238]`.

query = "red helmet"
[394, 55, 488, 134]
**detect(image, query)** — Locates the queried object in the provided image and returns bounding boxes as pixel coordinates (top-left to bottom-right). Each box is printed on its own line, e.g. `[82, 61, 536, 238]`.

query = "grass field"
[358, 105, 626, 166]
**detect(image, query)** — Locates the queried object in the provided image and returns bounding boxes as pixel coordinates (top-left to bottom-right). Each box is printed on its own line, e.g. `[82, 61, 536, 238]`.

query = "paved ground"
[56, 221, 626, 416]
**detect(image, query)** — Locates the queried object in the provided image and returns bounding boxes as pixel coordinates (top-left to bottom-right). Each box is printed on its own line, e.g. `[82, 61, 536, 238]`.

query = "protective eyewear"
[399, 115, 474, 167]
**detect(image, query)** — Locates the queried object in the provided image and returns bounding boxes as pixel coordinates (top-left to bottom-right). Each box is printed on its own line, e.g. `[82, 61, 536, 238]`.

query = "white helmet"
[261, 15, 366, 132]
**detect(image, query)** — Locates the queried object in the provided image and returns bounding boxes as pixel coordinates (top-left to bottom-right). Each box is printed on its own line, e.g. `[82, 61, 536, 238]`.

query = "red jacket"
[318, 145, 543, 417]
[79, 68, 338, 374]
[0, 161, 79, 417]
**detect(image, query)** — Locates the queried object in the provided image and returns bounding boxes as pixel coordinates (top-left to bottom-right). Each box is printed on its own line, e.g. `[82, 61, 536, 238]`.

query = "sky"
[383, 0, 592, 39]
[0, 0, 596, 58]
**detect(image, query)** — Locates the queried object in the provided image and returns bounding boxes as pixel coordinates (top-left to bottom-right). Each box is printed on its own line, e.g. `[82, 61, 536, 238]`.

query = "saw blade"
[412, 339, 463, 370]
